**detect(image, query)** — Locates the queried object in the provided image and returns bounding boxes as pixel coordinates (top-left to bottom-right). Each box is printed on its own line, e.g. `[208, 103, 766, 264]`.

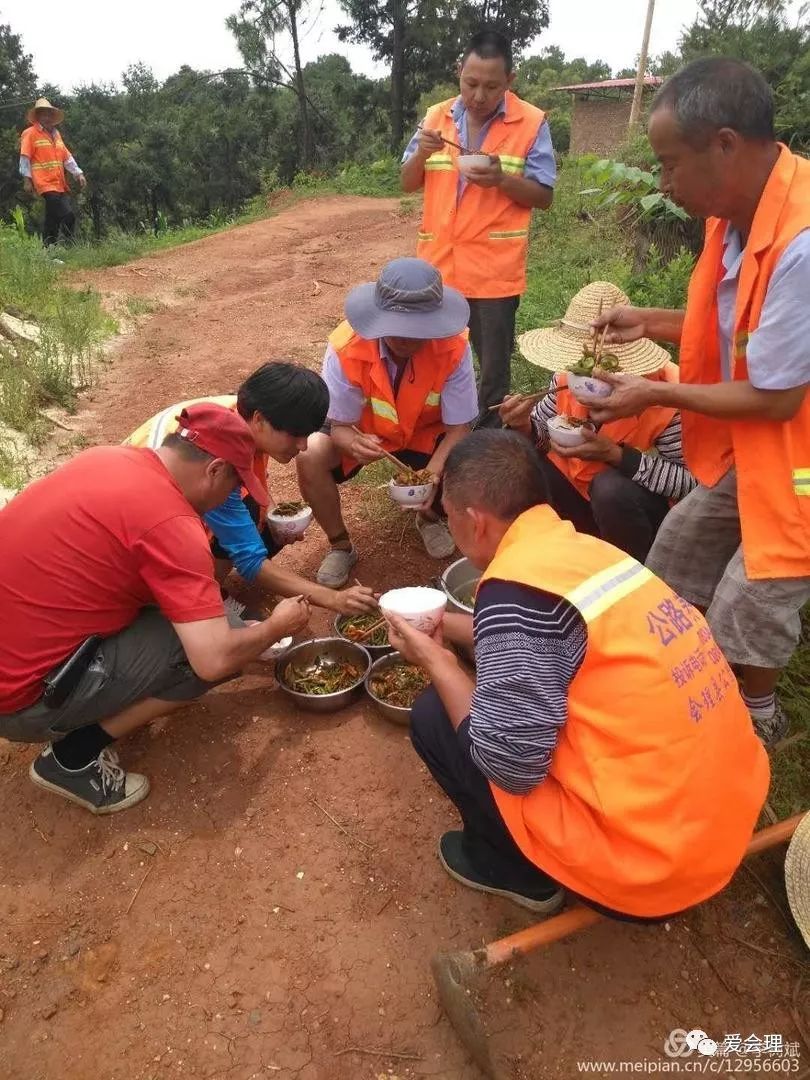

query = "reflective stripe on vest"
[425, 391, 441, 407]
[793, 468, 810, 496]
[481, 504, 769, 917]
[416, 92, 545, 299]
[370, 397, 399, 424]
[565, 556, 654, 623]
[424, 154, 454, 171]
[679, 146, 810, 579]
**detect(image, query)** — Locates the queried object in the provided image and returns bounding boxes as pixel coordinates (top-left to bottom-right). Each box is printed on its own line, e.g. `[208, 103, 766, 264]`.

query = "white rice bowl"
[457, 153, 491, 177]
[547, 415, 595, 448]
[567, 372, 613, 401]
[379, 586, 447, 634]
[267, 504, 313, 542]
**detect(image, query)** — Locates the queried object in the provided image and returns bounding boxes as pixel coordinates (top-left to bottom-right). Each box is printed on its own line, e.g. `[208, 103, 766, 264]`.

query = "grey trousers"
[468, 296, 520, 426]
[646, 469, 810, 668]
[0, 608, 222, 743]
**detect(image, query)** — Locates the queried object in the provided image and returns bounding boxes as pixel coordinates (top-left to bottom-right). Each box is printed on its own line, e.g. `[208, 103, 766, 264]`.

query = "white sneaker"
[416, 517, 455, 559]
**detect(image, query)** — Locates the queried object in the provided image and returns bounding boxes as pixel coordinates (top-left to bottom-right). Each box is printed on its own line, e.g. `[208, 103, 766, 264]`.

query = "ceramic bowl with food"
[266, 501, 313, 542]
[456, 153, 491, 177]
[276, 637, 371, 713]
[547, 414, 596, 448]
[567, 372, 613, 401]
[365, 652, 431, 726]
[379, 586, 447, 634]
[440, 557, 481, 616]
[387, 476, 435, 508]
[259, 635, 293, 662]
[334, 613, 392, 658]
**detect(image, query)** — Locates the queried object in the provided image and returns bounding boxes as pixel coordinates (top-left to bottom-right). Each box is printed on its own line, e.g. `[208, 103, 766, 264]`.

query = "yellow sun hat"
[785, 810, 810, 951]
[518, 281, 670, 377]
[26, 97, 65, 126]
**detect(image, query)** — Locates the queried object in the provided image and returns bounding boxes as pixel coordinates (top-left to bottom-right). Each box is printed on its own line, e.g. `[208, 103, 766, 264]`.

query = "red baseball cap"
[175, 403, 267, 505]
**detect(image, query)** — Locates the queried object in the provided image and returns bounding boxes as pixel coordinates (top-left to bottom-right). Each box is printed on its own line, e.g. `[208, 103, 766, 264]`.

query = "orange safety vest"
[329, 320, 468, 473]
[20, 124, 70, 196]
[548, 364, 680, 500]
[125, 395, 270, 518]
[679, 145, 810, 580]
[416, 92, 546, 299]
[483, 505, 768, 917]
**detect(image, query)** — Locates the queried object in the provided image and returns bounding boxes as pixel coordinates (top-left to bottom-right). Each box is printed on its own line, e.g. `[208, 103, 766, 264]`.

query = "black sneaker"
[438, 831, 565, 914]
[753, 701, 790, 751]
[29, 745, 150, 815]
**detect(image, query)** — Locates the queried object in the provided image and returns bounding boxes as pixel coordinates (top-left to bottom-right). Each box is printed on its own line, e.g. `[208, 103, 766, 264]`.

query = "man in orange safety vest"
[401, 28, 556, 426]
[385, 430, 767, 920]
[19, 97, 87, 247]
[582, 59, 810, 750]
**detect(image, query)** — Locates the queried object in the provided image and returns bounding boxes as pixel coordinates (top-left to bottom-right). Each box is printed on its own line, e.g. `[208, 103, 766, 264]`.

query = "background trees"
[0, 0, 806, 236]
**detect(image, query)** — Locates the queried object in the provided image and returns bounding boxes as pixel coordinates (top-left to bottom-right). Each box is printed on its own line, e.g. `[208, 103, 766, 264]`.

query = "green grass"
[771, 620, 810, 817]
[0, 226, 116, 484]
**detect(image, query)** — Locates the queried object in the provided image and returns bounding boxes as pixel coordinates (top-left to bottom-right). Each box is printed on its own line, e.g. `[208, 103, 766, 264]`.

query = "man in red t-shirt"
[0, 403, 310, 814]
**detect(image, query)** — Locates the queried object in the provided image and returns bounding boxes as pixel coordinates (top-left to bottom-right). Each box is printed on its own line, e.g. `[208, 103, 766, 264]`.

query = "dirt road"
[0, 196, 806, 1080]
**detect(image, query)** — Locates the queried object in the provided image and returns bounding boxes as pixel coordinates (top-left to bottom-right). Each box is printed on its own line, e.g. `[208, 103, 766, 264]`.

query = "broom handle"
[479, 812, 807, 969]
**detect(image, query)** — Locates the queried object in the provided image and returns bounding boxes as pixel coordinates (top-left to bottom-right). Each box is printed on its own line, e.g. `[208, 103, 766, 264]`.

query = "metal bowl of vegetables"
[276, 637, 371, 713]
[333, 613, 392, 658]
[364, 651, 431, 726]
[440, 557, 481, 615]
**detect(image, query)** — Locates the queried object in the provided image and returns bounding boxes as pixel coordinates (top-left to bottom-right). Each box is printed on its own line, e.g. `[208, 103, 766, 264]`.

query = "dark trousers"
[42, 192, 76, 246]
[411, 685, 559, 894]
[411, 685, 682, 924]
[468, 296, 520, 426]
[537, 456, 670, 563]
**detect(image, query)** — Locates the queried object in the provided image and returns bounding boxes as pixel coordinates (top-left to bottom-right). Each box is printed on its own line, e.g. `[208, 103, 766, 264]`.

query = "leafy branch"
[580, 158, 690, 223]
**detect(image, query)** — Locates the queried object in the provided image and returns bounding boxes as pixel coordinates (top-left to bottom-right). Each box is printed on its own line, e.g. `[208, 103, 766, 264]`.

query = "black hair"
[461, 28, 513, 75]
[161, 431, 215, 463]
[236, 361, 329, 437]
[652, 58, 775, 145]
[444, 430, 549, 519]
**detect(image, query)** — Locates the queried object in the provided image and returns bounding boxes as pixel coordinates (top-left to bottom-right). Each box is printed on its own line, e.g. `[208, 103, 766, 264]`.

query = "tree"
[678, 0, 809, 148]
[227, 0, 315, 169]
[0, 21, 37, 218]
[336, 0, 550, 152]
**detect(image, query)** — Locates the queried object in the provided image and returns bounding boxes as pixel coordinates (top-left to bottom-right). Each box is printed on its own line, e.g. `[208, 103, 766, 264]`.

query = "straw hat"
[26, 97, 64, 125]
[785, 811, 810, 950]
[518, 281, 670, 377]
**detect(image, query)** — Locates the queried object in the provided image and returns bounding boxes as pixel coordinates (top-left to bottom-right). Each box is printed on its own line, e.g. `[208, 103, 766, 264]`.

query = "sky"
[3, 0, 706, 93]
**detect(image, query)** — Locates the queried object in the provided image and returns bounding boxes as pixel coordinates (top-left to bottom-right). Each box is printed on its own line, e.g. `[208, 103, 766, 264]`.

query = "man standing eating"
[401, 28, 556, 424]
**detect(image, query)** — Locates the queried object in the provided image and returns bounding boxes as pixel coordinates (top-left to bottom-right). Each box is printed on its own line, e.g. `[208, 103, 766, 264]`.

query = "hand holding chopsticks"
[350, 425, 407, 471]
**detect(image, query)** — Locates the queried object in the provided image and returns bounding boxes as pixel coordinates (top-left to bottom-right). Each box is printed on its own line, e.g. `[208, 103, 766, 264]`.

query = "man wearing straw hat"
[585, 59, 810, 749]
[19, 97, 86, 246]
[509, 282, 696, 563]
[296, 257, 478, 587]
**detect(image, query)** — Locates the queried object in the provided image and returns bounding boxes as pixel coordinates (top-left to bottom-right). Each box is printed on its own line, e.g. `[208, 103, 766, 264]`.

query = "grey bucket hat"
[344, 257, 470, 340]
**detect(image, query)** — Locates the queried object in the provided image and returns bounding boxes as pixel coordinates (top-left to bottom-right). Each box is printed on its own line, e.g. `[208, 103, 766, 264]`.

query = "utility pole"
[628, 0, 656, 131]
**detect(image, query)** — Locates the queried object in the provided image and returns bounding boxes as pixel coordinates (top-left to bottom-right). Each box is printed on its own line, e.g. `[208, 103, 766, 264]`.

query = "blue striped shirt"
[468, 579, 586, 795]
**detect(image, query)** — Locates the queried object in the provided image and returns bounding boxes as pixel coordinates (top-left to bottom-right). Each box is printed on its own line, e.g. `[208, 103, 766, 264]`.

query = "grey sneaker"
[438, 831, 565, 914]
[753, 701, 790, 751]
[29, 745, 150, 814]
[316, 545, 358, 588]
[416, 516, 455, 559]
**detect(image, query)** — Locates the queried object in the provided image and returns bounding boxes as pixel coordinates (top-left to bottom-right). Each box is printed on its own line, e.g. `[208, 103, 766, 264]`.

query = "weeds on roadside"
[0, 226, 114, 459]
